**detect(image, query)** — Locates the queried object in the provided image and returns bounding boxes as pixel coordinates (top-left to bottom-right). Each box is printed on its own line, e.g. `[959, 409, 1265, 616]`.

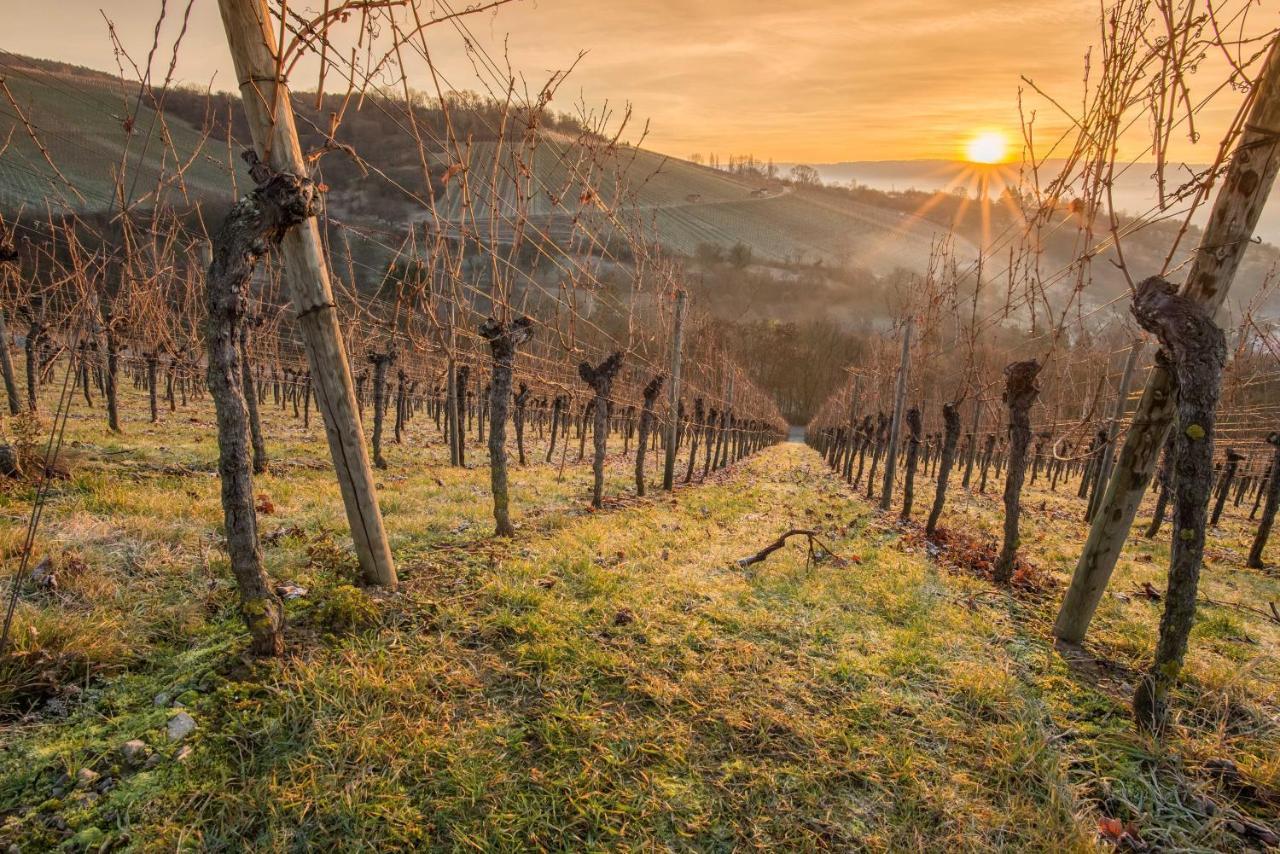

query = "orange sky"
[3, 0, 1254, 164]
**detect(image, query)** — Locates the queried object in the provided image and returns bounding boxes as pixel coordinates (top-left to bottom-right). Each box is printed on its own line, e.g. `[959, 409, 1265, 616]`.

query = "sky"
[2, 0, 1255, 164]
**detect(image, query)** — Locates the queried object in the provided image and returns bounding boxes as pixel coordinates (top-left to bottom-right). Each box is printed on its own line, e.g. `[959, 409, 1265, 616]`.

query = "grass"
[0, 383, 1278, 851]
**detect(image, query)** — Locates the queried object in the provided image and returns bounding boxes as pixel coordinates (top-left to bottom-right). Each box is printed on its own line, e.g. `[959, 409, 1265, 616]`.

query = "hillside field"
[0, 378, 1277, 851]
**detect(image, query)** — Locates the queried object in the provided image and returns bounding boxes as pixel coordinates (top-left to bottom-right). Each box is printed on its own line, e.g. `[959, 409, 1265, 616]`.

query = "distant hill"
[0, 53, 962, 277]
[0, 52, 244, 211]
[2, 51, 1277, 325]
[781, 158, 1280, 248]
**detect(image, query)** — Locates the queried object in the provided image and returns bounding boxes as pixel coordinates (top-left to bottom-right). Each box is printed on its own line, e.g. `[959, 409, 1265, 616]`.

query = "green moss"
[312, 584, 380, 635]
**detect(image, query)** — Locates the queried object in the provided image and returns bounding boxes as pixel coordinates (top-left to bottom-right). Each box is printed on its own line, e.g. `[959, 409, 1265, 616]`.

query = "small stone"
[166, 711, 197, 741]
[119, 739, 148, 766]
[153, 692, 170, 707]
[76, 768, 99, 786]
[143, 753, 164, 770]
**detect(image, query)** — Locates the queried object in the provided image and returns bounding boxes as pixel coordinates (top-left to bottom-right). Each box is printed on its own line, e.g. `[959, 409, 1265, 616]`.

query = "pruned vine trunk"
[994, 360, 1041, 583]
[1247, 432, 1280, 569]
[579, 352, 624, 509]
[1209, 448, 1244, 527]
[0, 309, 19, 417]
[636, 374, 663, 496]
[926, 402, 961, 538]
[203, 164, 306, 656]
[900, 407, 922, 520]
[514, 383, 530, 466]
[369, 350, 394, 470]
[240, 326, 268, 474]
[1128, 277, 1227, 734]
[481, 316, 534, 537]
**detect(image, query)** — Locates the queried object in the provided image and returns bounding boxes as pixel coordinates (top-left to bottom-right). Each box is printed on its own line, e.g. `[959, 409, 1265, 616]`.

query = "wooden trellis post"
[216, 0, 396, 589]
[1055, 38, 1280, 643]
[663, 289, 686, 491]
[880, 318, 912, 511]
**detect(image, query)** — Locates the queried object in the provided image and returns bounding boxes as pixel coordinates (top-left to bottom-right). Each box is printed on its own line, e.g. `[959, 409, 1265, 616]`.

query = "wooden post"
[1086, 342, 1140, 522]
[1055, 38, 1280, 644]
[844, 375, 859, 482]
[663, 289, 686, 491]
[880, 318, 912, 511]
[217, 0, 395, 589]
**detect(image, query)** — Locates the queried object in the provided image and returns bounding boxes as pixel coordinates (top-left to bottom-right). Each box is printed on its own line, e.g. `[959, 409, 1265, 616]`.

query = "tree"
[789, 164, 821, 186]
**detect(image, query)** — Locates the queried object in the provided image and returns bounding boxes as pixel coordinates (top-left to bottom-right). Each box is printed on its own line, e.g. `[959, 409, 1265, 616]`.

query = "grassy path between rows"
[2, 441, 1276, 851]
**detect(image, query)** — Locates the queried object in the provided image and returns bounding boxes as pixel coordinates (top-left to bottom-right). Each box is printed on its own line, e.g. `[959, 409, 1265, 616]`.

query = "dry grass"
[0, 387, 1278, 850]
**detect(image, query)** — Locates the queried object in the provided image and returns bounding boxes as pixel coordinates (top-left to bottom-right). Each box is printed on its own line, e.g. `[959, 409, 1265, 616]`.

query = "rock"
[75, 768, 99, 787]
[143, 753, 164, 770]
[166, 712, 196, 741]
[153, 692, 170, 707]
[119, 739, 148, 766]
[273, 583, 308, 600]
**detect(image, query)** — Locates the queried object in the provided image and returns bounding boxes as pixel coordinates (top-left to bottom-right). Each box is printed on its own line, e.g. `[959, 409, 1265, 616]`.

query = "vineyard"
[0, 0, 1279, 850]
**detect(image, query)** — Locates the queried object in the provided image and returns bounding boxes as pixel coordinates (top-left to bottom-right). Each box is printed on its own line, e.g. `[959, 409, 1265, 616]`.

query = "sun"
[965, 131, 1008, 164]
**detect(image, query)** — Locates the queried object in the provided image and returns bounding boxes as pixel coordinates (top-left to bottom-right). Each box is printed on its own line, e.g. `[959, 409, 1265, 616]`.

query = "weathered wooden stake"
[879, 319, 913, 511]
[1086, 342, 1140, 522]
[663, 290, 686, 491]
[1055, 39, 1280, 643]
[217, 0, 395, 589]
